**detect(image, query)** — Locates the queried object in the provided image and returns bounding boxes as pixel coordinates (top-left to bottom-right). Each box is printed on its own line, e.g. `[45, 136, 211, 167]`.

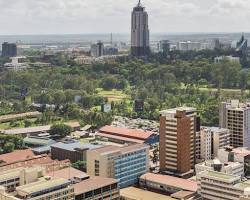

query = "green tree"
[50, 124, 73, 138]
[3, 142, 15, 153]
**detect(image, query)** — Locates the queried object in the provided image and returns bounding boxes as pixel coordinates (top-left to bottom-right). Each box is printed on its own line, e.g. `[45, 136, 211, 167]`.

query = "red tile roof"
[99, 126, 153, 141]
[140, 173, 198, 192]
[96, 132, 144, 144]
[0, 149, 35, 164]
[0, 154, 70, 173]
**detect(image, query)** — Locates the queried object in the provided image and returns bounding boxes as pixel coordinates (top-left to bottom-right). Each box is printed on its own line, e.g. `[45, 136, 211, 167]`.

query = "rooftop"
[2, 122, 80, 135]
[140, 173, 198, 192]
[0, 149, 35, 164]
[120, 187, 175, 200]
[16, 178, 70, 196]
[24, 136, 56, 146]
[160, 107, 196, 116]
[92, 143, 148, 156]
[171, 190, 196, 199]
[51, 142, 102, 152]
[203, 171, 240, 182]
[96, 132, 144, 144]
[73, 176, 118, 195]
[0, 111, 41, 123]
[233, 148, 250, 157]
[99, 125, 153, 140]
[46, 167, 89, 180]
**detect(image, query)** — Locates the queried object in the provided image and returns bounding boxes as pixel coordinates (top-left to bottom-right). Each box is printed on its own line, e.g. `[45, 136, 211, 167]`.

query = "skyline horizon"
[0, 0, 250, 35]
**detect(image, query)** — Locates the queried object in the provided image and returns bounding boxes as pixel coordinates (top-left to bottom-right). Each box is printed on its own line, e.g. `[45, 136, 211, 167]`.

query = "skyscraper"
[159, 107, 199, 178]
[91, 41, 104, 57]
[131, 0, 150, 58]
[2, 42, 17, 57]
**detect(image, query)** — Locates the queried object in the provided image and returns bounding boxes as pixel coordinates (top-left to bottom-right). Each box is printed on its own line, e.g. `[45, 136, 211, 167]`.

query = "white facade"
[214, 56, 240, 64]
[200, 127, 230, 160]
[195, 159, 244, 178]
[177, 41, 202, 51]
[198, 170, 249, 200]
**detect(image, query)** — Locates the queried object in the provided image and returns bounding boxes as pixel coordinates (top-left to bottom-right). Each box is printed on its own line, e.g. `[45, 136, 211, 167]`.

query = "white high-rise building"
[131, 0, 150, 57]
[219, 100, 250, 148]
[200, 127, 230, 160]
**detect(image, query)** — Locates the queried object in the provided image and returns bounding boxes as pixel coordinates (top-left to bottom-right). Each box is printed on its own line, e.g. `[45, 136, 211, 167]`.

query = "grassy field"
[96, 88, 130, 102]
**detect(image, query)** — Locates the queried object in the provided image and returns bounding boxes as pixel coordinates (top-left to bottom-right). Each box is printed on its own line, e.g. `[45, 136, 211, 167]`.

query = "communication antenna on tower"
[110, 33, 113, 46]
[138, 0, 141, 6]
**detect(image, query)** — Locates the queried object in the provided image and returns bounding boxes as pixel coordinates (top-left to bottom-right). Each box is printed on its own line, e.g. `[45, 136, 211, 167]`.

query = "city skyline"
[0, 0, 250, 35]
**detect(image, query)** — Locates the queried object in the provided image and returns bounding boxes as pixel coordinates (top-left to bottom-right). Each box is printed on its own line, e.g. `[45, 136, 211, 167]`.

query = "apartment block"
[87, 144, 149, 188]
[159, 107, 199, 177]
[200, 127, 230, 160]
[0, 177, 74, 200]
[219, 100, 250, 148]
[198, 170, 250, 200]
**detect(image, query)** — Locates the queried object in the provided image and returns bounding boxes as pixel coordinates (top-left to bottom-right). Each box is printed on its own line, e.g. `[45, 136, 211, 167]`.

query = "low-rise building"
[139, 173, 197, 195]
[0, 167, 43, 193]
[74, 177, 119, 200]
[120, 187, 176, 200]
[97, 125, 159, 145]
[87, 144, 149, 188]
[1, 122, 80, 137]
[218, 147, 250, 176]
[195, 159, 244, 179]
[198, 170, 250, 200]
[214, 56, 240, 64]
[46, 167, 120, 200]
[0, 178, 74, 200]
[0, 152, 70, 173]
[51, 141, 102, 164]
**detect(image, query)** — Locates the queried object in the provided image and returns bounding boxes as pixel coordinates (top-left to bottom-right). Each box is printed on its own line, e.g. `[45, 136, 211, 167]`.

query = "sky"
[0, 0, 250, 35]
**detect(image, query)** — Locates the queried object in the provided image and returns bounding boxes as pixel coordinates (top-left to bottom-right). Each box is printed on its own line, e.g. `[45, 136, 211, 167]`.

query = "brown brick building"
[159, 107, 199, 177]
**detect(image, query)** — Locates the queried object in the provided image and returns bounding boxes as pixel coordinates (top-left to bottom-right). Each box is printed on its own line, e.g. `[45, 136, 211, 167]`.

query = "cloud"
[0, 0, 249, 34]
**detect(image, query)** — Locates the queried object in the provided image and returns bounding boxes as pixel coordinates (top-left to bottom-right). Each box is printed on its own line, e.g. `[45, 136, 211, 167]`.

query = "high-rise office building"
[91, 41, 104, 57]
[2, 42, 17, 57]
[159, 107, 199, 177]
[158, 40, 170, 54]
[219, 100, 250, 148]
[131, 0, 150, 58]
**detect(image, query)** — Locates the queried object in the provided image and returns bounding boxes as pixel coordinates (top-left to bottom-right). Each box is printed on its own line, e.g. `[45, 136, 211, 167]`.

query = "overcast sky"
[0, 0, 249, 35]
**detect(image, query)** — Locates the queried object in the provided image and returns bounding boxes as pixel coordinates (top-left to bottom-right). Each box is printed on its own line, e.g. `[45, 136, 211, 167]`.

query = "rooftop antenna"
[138, 0, 141, 6]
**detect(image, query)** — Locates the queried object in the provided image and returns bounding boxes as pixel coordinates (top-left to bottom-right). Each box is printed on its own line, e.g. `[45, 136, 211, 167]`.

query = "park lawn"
[96, 88, 130, 102]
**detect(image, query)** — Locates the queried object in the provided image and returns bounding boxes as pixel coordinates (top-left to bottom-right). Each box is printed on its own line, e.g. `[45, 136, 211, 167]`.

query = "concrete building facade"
[159, 107, 198, 177]
[131, 0, 150, 57]
[198, 170, 250, 200]
[200, 127, 230, 160]
[219, 100, 250, 148]
[87, 144, 149, 188]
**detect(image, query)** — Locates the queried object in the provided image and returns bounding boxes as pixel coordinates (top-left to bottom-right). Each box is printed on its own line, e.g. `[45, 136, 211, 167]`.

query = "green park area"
[96, 88, 130, 102]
